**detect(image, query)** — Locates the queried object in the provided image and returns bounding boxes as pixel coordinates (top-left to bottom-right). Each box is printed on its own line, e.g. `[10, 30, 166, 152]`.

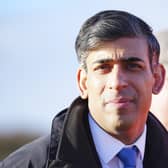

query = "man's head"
[151, 30, 168, 129]
[76, 10, 165, 144]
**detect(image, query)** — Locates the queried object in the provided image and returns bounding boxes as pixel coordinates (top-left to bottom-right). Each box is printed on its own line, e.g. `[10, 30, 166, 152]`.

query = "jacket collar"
[52, 97, 102, 168]
[143, 113, 168, 168]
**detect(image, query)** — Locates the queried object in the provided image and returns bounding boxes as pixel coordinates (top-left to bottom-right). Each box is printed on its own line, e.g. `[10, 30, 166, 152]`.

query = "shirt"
[88, 113, 146, 168]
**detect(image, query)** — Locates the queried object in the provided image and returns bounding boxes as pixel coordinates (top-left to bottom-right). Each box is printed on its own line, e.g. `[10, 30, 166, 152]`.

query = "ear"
[77, 67, 88, 99]
[152, 64, 166, 94]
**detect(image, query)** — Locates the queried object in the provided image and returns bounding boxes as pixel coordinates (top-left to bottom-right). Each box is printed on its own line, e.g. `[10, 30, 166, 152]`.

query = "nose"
[107, 65, 128, 90]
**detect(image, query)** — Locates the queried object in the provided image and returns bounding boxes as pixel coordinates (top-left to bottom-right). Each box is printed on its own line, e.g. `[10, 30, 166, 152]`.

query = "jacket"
[1, 97, 168, 168]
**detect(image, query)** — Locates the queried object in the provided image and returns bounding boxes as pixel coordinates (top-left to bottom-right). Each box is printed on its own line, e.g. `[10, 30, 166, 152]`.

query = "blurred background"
[0, 0, 168, 160]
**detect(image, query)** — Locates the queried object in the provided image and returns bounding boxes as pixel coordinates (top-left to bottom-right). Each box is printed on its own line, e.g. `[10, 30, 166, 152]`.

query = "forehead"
[86, 37, 149, 63]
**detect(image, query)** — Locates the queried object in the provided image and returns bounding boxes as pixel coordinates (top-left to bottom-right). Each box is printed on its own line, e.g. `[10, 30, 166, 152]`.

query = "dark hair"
[75, 10, 160, 69]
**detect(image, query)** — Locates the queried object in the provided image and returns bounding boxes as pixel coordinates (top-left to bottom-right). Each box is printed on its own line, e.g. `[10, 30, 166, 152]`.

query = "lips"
[104, 97, 134, 107]
[107, 98, 132, 103]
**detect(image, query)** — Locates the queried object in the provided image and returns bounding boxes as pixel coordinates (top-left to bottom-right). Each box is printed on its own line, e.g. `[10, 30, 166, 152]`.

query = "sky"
[0, 0, 168, 134]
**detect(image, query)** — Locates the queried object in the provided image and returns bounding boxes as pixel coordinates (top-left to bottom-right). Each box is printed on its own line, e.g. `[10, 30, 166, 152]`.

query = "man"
[151, 30, 168, 130]
[1, 10, 168, 168]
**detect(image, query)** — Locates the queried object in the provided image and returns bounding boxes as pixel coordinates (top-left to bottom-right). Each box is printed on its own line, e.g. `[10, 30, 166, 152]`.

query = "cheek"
[87, 75, 106, 94]
[137, 73, 154, 92]
[131, 75, 153, 107]
[137, 78, 154, 110]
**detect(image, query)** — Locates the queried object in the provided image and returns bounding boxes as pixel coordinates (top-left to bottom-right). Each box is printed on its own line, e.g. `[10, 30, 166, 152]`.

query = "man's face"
[77, 37, 161, 143]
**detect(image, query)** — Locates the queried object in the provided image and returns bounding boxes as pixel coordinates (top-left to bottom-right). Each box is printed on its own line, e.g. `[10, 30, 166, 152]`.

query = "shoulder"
[143, 113, 168, 166]
[147, 112, 168, 139]
[147, 112, 168, 135]
[147, 112, 168, 151]
[0, 100, 79, 168]
[0, 135, 50, 168]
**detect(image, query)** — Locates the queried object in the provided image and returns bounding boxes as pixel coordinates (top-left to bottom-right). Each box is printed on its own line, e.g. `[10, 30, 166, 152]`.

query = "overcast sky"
[0, 0, 168, 134]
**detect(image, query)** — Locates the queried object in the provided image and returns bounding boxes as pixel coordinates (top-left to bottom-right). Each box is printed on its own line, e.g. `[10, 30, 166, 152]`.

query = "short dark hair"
[75, 10, 160, 70]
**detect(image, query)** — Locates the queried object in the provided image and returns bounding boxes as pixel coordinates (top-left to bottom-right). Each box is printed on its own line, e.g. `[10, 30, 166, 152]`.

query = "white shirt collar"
[88, 113, 146, 164]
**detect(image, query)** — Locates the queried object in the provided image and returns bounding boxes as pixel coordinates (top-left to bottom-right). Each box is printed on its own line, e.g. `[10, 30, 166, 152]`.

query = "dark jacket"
[1, 97, 168, 168]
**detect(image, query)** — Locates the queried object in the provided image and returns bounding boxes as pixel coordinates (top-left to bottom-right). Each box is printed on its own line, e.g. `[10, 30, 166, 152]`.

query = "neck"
[109, 125, 145, 145]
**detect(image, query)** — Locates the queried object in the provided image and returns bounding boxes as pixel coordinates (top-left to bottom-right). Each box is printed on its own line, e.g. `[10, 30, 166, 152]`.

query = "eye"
[94, 64, 111, 73]
[126, 62, 143, 71]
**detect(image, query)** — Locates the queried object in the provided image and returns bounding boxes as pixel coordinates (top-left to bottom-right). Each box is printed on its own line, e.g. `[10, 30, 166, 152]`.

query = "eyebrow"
[92, 57, 145, 64]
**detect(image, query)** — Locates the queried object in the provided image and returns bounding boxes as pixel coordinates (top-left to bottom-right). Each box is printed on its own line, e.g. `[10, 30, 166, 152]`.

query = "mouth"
[104, 97, 134, 108]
